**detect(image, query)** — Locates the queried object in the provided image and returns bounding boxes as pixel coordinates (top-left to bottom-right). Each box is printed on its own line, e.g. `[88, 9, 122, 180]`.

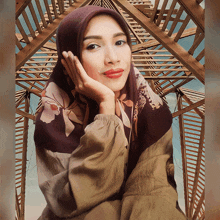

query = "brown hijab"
[34, 5, 172, 178]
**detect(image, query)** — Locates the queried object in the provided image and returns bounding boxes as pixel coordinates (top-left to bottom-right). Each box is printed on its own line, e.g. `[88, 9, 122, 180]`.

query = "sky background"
[15, 0, 205, 219]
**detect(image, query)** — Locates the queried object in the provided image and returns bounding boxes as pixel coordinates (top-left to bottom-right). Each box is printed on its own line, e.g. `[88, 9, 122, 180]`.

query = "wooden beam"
[189, 119, 205, 217]
[114, 0, 205, 84]
[132, 27, 197, 52]
[110, 0, 143, 43]
[177, 96, 190, 217]
[161, 78, 194, 97]
[16, 33, 57, 51]
[16, 82, 42, 97]
[16, 108, 35, 121]
[19, 96, 30, 220]
[172, 98, 204, 118]
[150, 0, 160, 22]
[16, 78, 49, 81]
[181, 94, 204, 119]
[177, 0, 204, 32]
[16, 0, 31, 19]
[42, 41, 57, 50]
[144, 76, 195, 80]
[16, 0, 92, 71]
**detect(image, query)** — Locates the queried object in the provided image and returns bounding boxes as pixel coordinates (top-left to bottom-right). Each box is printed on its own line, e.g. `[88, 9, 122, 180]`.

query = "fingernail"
[68, 51, 74, 57]
[62, 51, 68, 57]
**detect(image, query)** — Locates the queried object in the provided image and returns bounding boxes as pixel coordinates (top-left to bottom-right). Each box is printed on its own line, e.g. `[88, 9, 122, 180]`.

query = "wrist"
[99, 100, 115, 115]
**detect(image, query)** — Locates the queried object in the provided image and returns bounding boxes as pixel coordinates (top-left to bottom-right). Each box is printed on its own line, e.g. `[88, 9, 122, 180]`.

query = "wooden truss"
[15, 0, 205, 219]
[174, 87, 205, 220]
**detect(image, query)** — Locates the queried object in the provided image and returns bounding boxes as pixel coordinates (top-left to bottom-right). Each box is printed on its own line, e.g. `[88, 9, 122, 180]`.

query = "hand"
[61, 51, 115, 115]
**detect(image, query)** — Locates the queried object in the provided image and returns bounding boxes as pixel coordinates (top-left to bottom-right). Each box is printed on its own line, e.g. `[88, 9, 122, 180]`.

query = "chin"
[108, 83, 126, 93]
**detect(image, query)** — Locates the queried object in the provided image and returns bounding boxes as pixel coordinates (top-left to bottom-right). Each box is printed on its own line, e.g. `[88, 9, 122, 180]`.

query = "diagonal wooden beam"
[192, 188, 204, 219]
[189, 118, 205, 217]
[16, 108, 35, 121]
[132, 27, 197, 52]
[16, 0, 92, 71]
[172, 98, 204, 118]
[161, 77, 194, 98]
[16, 0, 31, 19]
[177, 0, 204, 32]
[16, 81, 42, 97]
[114, 0, 205, 84]
[181, 94, 204, 119]
[16, 33, 57, 50]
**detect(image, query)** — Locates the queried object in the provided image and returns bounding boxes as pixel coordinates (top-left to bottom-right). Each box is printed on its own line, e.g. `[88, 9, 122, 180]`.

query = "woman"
[34, 5, 186, 220]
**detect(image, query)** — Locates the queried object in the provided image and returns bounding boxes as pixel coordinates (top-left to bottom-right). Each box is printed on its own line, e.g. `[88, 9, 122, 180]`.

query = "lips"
[104, 68, 124, 78]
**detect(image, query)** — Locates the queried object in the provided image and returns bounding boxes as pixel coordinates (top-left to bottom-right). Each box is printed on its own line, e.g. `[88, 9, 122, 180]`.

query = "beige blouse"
[36, 113, 186, 220]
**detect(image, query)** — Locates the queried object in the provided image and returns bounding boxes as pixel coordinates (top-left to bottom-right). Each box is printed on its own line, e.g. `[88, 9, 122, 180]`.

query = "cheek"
[119, 46, 131, 65]
[82, 54, 100, 81]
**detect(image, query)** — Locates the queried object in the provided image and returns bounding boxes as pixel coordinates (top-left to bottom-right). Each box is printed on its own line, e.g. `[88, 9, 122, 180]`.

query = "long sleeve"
[36, 114, 128, 219]
[120, 128, 186, 220]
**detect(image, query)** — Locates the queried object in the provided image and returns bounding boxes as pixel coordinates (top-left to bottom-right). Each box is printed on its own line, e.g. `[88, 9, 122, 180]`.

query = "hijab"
[34, 5, 172, 178]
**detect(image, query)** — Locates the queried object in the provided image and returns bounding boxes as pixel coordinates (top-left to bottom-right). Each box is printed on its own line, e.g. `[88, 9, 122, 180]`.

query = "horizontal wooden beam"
[177, 0, 204, 32]
[144, 76, 195, 80]
[172, 98, 204, 118]
[16, 78, 49, 81]
[16, 108, 35, 121]
[115, 0, 204, 84]
[16, 76, 195, 82]
[132, 27, 197, 52]
[16, 0, 92, 71]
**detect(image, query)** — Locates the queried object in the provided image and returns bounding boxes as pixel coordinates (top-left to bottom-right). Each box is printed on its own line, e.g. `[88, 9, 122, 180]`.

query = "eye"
[115, 40, 126, 46]
[86, 44, 100, 50]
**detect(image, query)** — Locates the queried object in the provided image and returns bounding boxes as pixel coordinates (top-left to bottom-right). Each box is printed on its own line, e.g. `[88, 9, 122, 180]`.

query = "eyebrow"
[83, 32, 126, 41]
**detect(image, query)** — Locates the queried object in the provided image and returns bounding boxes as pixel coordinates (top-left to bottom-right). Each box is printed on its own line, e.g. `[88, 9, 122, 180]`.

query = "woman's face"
[81, 15, 131, 93]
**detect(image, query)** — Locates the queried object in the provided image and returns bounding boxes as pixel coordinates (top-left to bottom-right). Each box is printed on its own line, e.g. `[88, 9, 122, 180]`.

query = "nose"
[104, 45, 119, 65]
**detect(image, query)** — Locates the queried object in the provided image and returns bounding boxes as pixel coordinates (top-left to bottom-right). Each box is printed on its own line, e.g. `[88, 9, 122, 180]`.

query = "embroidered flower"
[133, 102, 139, 136]
[134, 67, 163, 112]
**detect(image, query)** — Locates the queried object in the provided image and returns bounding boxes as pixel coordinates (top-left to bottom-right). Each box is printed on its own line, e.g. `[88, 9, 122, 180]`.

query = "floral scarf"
[34, 5, 172, 178]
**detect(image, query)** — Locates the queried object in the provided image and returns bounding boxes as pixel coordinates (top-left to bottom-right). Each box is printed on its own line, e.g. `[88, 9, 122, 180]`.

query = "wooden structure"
[15, 0, 205, 219]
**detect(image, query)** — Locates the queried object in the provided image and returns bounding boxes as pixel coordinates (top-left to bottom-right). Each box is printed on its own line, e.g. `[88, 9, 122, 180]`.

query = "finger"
[61, 57, 76, 85]
[67, 51, 82, 83]
[62, 51, 78, 84]
[61, 58, 71, 76]
[61, 58, 78, 90]
[62, 51, 73, 76]
[67, 51, 88, 94]
[62, 51, 71, 70]
[62, 51, 68, 59]
[73, 55, 91, 83]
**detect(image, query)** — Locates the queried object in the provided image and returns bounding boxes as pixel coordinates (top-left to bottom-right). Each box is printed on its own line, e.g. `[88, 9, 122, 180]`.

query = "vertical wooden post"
[177, 92, 189, 218]
[19, 92, 30, 220]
